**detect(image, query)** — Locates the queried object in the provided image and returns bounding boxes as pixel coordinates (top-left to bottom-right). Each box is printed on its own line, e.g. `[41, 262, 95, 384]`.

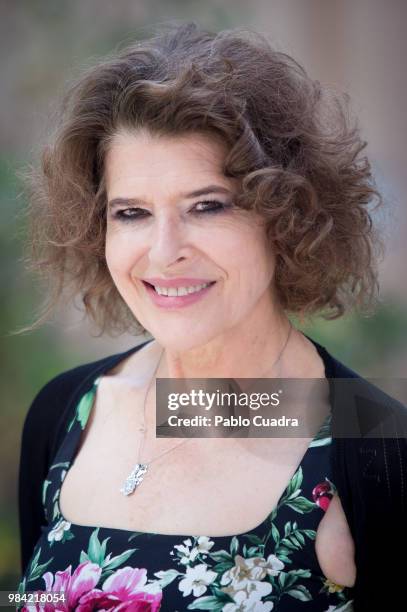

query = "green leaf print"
[88, 528, 105, 564]
[128, 531, 152, 541]
[293, 532, 305, 545]
[246, 546, 261, 557]
[281, 539, 300, 551]
[310, 414, 332, 446]
[24, 547, 54, 585]
[285, 466, 303, 498]
[210, 585, 233, 602]
[271, 520, 316, 562]
[281, 525, 304, 550]
[276, 467, 317, 514]
[103, 548, 137, 571]
[79, 550, 87, 564]
[154, 568, 182, 588]
[288, 569, 312, 579]
[187, 595, 224, 610]
[243, 533, 263, 546]
[267, 570, 312, 601]
[286, 489, 301, 501]
[285, 496, 317, 513]
[213, 561, 235, 574]
[229, 536, 239, 556]
[17, 578, 26, 596]
[275, 552, 292, 564]
[42, 480, 51, 506]
[278, 572, 288, 587]
[278, 570, 310, 591]
[286, 584, 313, 601]
[28, 546, 41, 571]
[100, 535, 110, 559]
[29, 559, 55, 582]
[81, 528, 137, 572]
[271, 523, 280, 544]
[209, 550, 233, 563]
[62, 531, 75, 543]
[67, 386, 96, 432]
[50, 462, 70, 470]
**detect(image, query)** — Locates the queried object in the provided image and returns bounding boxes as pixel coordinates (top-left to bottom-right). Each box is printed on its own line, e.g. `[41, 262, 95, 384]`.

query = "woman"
[16, 22, 404, 612]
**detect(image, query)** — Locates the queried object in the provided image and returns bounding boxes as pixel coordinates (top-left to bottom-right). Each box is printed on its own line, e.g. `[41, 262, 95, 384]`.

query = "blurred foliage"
[296, 301, 407, 376]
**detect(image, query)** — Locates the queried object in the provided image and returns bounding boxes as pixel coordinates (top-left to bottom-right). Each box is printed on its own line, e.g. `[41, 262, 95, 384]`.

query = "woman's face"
[105, 129, 277, 350]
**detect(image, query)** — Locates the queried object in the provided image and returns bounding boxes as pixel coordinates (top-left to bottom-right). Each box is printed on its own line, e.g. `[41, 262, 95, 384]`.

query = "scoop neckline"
[52, 378, 331, 541]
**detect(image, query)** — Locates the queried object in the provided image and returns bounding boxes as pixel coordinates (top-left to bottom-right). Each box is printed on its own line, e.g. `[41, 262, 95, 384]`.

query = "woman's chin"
[149, 327, 221, 354]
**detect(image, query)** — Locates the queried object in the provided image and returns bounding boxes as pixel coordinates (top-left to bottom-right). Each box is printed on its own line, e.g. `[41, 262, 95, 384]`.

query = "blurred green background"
[1, 0, 406, 593]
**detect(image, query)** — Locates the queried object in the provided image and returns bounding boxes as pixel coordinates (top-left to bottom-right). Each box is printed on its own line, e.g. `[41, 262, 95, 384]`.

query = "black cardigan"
[18, 337, 407, 611]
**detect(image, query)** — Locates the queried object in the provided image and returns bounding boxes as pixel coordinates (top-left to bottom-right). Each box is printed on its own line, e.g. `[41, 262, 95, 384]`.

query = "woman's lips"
[142, 280, 216, 309]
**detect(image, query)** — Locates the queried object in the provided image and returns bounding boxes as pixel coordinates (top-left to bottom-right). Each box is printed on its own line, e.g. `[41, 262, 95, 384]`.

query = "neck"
[157, 297, 294, 379]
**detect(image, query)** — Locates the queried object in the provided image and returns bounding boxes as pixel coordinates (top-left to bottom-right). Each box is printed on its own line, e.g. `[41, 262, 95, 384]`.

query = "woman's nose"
[148, 216, 189, 268]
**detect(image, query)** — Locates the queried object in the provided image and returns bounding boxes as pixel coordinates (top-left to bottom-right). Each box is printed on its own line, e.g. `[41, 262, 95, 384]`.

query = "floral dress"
[18, 376, 354, 611]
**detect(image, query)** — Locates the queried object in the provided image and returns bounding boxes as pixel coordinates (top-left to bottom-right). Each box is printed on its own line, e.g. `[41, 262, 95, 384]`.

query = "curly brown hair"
[16, 21, 384, 337]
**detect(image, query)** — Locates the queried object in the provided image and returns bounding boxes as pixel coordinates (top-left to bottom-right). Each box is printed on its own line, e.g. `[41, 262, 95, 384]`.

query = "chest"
[57, 380, 356, 587]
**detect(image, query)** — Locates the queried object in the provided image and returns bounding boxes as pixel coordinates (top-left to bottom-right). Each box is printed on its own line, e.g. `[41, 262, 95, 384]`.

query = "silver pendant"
[120, 463, 149, 496]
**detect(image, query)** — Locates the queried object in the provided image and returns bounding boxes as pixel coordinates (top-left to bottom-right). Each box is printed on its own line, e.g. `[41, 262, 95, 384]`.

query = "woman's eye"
[114, 208, 150, 220]
[112, 200, 231, 222]
[193, 200, 229, 214]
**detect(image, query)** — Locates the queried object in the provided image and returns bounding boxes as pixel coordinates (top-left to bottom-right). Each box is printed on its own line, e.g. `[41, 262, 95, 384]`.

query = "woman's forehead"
[104, 129, 236, 197]
[106, 128, 228, 162]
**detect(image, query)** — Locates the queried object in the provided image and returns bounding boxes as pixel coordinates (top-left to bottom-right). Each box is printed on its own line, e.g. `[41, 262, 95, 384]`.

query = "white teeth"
[153, 282, 213, 296]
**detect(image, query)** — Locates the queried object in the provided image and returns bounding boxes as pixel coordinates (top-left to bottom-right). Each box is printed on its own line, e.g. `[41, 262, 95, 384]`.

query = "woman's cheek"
[106, 232, 135, 273]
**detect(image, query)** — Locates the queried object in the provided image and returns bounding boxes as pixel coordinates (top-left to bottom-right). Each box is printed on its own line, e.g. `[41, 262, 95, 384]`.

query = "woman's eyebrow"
[182, 185, 232, 198]
[108, 185, 232, 209]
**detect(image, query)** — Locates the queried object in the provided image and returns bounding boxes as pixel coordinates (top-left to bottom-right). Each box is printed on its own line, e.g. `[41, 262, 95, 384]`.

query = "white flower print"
[195, 536, 215, 556]
[178, 563, 217, 597]
[173, 538, 200, 565]
[222, 580, 273, 603]
[223, 588, 274, 611]
[256, 554, 285, 578]
[220, 554, 284, 589]
[47, 518, 71, 542]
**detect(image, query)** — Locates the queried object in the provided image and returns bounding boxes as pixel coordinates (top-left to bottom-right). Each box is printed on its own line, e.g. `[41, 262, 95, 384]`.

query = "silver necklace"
[120, 321, 293, 496]
[120, 349, 189, 495]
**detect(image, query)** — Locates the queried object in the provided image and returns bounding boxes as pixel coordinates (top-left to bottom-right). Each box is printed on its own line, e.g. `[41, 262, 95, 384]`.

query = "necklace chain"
[137, 348, 187, 467]
[120, 321, 293, 496]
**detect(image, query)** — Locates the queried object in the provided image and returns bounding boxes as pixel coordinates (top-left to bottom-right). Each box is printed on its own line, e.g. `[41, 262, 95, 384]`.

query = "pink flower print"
[77, 566, 162, 611]
[21, 562, 162, 611]
[21, 562, 101, 611]
[312, 479, 335, 512]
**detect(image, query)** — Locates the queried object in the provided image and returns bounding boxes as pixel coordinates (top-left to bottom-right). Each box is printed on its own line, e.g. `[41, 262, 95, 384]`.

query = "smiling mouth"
[142, 280, 216, 297]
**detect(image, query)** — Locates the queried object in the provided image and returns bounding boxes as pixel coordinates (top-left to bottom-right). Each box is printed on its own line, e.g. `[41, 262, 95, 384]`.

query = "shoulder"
[309, 335, 407, 503]
[307, 334, 407, 431]
[21, 340, 151, 459]
[328, 348, 406, 441]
